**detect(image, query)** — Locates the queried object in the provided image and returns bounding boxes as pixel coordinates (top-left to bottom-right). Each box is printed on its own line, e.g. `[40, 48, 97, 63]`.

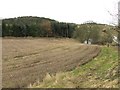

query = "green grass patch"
[72, 46, 118, 77]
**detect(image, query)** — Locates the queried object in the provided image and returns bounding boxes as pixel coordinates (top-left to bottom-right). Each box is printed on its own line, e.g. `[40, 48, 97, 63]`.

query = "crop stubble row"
[2, 38, 101, 88]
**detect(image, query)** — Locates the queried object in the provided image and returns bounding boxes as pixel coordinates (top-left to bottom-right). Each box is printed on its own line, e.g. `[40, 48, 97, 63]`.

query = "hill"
[2, 16, 118, 45]
[2, 16, 76, 37]
[74, 23, 117, 45]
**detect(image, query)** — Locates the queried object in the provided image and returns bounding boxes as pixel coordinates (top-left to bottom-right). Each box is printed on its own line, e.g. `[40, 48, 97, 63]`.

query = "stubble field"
[2, 38, 101, 88]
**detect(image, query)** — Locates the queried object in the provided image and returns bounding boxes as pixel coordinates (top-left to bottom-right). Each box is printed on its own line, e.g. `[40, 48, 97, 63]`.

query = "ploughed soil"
[2, 38, 101, 88]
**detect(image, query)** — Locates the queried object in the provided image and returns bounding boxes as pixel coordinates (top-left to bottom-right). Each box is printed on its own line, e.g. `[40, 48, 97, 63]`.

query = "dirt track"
[2, 38, 101, 88]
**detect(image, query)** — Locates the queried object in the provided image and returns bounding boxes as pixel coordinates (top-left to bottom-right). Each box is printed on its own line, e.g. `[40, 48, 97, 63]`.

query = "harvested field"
[2, 38, 101, 88]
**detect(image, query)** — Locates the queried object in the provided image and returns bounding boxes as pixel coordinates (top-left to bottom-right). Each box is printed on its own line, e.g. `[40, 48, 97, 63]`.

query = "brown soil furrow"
[3, 45, 83, 72]
[2, 38, 101, 88]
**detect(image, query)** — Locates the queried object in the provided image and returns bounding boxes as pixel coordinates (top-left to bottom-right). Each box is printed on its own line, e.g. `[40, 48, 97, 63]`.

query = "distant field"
[2, 38, 101, 88]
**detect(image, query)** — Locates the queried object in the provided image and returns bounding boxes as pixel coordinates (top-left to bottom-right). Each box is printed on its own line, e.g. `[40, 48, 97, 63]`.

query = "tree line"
[2, 16, 115, 45]
[2, 16, 76, 37]
[73, 23, 113, 45]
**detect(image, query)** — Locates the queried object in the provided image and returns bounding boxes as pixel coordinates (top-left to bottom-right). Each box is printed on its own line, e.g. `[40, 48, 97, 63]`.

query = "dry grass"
[2, 38, 100, 88]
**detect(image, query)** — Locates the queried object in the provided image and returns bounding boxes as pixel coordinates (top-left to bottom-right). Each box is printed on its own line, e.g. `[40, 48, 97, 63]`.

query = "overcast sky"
[0, 0, 119, 24]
